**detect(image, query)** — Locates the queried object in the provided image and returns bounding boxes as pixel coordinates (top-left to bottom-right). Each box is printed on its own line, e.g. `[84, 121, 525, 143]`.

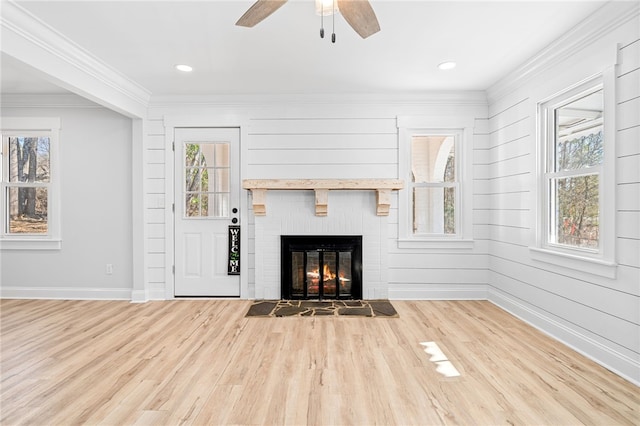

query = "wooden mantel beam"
[242, 179, 404, 216]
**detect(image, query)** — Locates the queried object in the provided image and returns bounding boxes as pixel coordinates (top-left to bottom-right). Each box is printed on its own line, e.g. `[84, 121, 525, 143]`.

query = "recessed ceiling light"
[438, 61, 457, 70]
[175, 64, 193, 73]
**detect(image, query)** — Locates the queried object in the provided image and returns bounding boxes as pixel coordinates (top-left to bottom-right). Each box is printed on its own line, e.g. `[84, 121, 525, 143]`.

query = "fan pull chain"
[320, 2, 325, 38]
[331, 0, 336, 43]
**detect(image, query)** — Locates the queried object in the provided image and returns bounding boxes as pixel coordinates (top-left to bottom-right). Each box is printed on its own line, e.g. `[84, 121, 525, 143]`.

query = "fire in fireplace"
[281, 236, 362, 300]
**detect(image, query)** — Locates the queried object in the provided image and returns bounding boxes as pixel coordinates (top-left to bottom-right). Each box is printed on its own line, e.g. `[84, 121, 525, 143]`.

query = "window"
[411, 134, 458, 235]
[1, 118, 61, 249]
[548, 89, 603, 250]
[397, 117, 474, 248]
[184, 142, 230, 218]
[534, 73, 616, 277]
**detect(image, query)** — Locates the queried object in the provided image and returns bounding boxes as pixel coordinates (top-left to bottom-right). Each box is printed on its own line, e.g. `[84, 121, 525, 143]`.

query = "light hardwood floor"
[1, 299, 637, 425]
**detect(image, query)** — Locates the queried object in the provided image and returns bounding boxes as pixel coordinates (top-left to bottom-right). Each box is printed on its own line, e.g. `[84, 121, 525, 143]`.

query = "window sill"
[398, 238, 474, 250]
[0, 239, 62, 250]
[529, 246, 617, 279]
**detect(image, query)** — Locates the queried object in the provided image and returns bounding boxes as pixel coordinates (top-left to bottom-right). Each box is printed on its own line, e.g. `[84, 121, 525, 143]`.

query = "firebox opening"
[281, 236, 362, 300]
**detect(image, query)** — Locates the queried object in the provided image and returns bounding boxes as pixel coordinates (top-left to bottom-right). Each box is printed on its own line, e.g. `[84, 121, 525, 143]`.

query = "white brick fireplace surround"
[253, 190, 389, 300]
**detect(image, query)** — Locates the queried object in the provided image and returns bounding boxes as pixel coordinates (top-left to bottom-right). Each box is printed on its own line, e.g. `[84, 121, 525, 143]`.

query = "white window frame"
[1, 117, 61, 250]
[531, 72, 617, 278]
[398, 116, 474, 249]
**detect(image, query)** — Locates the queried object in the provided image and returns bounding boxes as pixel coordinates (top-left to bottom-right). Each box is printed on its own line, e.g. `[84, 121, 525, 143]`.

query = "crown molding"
[150, 91, 488, 108]
[486, 1, 640, 105]
[0, 0, 151, 117]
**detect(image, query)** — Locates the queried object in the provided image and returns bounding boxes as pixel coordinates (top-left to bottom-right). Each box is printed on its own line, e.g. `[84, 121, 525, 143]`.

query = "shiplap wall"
[144, 99, 487, 300]
[246, 113, 398, 300]
[144, 117, 169, 300]
[246, 117, 398, 179]
[387, 118, 490, 299]
[485, 15, 640, 383]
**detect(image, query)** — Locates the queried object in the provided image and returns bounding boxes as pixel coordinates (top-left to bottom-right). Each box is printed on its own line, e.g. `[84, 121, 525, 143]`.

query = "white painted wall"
[485, 6, 639, 384]
[0, 96, 134, 299]
[145, 96, 488, 300]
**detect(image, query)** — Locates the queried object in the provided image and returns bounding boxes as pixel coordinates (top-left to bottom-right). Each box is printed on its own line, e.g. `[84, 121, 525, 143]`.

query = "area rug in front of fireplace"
[245, 300, 398, 318]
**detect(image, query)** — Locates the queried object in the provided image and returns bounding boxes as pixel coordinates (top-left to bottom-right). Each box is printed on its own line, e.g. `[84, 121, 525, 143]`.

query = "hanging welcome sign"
[228, 226, 240, 275]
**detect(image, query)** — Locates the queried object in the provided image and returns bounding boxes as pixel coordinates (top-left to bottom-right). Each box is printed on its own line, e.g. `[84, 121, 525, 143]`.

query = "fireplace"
[281, 236, 362, 300]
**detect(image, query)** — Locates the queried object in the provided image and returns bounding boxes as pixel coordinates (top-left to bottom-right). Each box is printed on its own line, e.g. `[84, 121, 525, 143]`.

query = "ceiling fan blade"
[236, 0, 288, 27]
[337, 0, 380, 39]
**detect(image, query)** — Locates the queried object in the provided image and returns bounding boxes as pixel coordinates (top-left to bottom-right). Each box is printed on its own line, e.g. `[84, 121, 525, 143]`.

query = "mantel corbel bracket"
[315, 189, 329, 216]
[242, 179, 404, 217]
[376, 189, 391, 216]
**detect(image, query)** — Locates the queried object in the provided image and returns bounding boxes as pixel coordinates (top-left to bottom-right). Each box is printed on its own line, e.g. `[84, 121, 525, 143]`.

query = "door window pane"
[183, 142, 230, 218]
[185, 193, 229, 218]
[185, 193, 202, 217]
[185, 143, 203, 167]
[214, 168, 229, 192]
[185, 168, 203, 192]
[212, 193, 229, 217]
[215, 144, 230, 167]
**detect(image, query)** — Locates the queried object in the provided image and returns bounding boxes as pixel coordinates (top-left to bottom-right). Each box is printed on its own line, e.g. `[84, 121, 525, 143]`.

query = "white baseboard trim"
[0, 286, 132, 301]
[130, 289, 149, 303]
[147, 288, 167, 301]
[388, 285, 488, 300]
[488, 288, 640, 387]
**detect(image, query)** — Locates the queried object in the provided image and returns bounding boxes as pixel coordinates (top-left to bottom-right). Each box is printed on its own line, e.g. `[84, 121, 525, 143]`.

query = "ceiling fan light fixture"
[236, 0, 379, 39]
[175, 64, 193, 73]
[315, 0, 338, 16]
[438, 61, 457, 71]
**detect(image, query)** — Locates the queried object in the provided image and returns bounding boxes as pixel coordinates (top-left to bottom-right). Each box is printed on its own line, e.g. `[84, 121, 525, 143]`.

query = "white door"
[174, 128, 240, 297]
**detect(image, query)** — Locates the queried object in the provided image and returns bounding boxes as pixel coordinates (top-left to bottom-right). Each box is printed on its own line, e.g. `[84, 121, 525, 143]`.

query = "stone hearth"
[245, 300, 398, 317]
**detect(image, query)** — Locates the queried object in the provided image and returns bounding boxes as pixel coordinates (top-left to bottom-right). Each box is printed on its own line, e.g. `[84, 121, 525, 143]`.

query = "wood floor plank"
[1, 299, 638, 425]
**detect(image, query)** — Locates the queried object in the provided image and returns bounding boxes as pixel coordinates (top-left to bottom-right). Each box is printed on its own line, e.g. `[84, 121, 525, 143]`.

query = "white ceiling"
[1, 0, 609, 98]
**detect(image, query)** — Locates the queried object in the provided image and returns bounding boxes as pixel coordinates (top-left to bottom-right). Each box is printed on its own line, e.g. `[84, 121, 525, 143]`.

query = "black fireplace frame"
[281, 235, 362, 300]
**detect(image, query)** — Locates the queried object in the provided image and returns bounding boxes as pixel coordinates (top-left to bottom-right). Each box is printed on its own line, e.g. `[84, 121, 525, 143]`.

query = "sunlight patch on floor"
[420, 341, 461, 378]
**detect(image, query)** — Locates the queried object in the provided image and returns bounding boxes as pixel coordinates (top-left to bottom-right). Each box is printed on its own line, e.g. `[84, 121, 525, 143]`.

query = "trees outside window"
[546, 88, 604, 252]
[533, 72, 617, 277]
[1, 117, 60, 249]
[183, 142, 230, 218]
[7, 137, 51, 234]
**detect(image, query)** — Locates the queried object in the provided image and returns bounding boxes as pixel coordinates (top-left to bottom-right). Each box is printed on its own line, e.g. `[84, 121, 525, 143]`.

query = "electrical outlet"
[106, 264, 113, 275]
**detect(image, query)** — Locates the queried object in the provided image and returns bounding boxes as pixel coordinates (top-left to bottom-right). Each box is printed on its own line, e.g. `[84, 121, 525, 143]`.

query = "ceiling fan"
[236, 0, 380, 39]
